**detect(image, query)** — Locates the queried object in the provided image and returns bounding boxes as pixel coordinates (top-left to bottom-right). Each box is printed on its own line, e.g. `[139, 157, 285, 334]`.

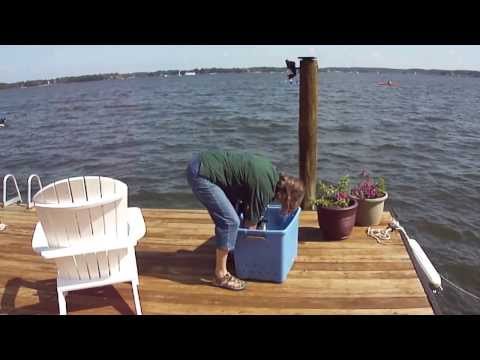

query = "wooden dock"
[0, 204, 434, 315]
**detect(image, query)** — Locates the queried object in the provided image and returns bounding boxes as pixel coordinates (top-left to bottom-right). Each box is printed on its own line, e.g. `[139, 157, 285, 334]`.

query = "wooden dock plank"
[0, 205, 434, 315]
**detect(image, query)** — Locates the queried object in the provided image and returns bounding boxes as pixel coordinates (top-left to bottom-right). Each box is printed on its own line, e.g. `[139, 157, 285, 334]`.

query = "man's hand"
[244, 220, 257, 230]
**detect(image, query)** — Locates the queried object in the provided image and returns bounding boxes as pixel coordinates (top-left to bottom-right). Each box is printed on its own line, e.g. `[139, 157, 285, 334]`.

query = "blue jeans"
[186, 154, 240, 251]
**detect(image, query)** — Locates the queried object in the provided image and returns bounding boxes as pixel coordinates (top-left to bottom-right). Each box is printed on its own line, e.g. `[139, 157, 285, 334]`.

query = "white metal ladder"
[2, 174, 43, 208]
[27, 174, 43, 209]
[2, 174, 23, 207]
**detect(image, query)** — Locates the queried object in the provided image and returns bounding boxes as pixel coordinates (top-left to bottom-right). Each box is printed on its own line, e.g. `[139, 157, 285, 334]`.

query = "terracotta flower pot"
[351, 192, 388, 226]
[316, 198, 358, 240]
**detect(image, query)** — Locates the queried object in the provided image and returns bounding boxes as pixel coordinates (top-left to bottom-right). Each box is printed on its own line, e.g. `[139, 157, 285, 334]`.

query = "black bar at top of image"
[2, 2, 479, 44]
[2, 25, 480, 45]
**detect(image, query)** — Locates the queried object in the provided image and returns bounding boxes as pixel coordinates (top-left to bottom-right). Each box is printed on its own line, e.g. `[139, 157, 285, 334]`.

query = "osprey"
[285, 60, 297, 80]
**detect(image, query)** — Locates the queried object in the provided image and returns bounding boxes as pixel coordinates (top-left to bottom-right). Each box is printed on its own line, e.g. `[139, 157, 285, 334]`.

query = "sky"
[1, 45, 480, 83]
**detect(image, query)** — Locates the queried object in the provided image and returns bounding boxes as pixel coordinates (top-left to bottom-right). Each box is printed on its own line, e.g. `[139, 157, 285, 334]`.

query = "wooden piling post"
[298, 57, 318, 210]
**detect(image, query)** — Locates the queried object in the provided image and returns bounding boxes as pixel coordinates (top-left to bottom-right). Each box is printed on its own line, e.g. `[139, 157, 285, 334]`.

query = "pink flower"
[351, 169, 384, 199]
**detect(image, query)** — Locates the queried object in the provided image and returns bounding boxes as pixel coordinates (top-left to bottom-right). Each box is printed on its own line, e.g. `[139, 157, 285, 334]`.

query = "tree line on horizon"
[1, 66, 479, 90]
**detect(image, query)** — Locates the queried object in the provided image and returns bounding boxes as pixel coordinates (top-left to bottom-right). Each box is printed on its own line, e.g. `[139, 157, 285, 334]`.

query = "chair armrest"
[127, 207, 146, 242]
[32, 222, 49, 254]
[33, 207, 145, 259]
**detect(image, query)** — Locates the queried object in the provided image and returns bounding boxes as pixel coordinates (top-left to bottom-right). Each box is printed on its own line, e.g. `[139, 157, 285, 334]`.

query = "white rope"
[387, 210, 480, 304]
[367, 226, 394, 245]
[440, 274, 480, 302]
[368, 223, 480, 302]
[0, 215, 6, 231]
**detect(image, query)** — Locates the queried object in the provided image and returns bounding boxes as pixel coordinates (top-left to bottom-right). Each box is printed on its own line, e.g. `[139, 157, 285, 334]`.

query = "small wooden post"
[298, 57, 318, 210]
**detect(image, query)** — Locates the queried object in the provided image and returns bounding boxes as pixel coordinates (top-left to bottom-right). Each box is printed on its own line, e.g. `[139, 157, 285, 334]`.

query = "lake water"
[1, 71, 479, 314]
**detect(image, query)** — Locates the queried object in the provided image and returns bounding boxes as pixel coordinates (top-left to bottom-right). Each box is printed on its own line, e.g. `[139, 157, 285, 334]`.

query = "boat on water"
[377, 80, 400, 88]
[184, 71, 196, 76]
[38, 80, 51, 87]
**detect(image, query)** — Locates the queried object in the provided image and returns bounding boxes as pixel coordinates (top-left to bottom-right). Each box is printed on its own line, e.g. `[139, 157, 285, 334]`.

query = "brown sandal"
[212, 273, 246, 291]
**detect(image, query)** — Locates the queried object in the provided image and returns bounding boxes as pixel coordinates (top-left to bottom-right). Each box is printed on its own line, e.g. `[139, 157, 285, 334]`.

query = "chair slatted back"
[34, 176, 130, 280]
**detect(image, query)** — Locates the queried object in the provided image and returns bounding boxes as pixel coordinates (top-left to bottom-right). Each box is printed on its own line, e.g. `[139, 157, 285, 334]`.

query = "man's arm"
[240, 204, 258, 229]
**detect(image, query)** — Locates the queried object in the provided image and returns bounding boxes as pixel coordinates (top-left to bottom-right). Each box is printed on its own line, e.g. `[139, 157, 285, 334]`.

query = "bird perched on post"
[285, 59, 297, 83]
[285, 60, 298, 84]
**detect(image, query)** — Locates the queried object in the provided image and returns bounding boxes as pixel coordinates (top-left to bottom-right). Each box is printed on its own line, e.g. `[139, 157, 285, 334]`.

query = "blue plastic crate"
[234, 204, 301, 283]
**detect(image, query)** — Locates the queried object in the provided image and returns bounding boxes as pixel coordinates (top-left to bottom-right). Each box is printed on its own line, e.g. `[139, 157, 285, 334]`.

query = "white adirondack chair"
[31, 176, 146, 315]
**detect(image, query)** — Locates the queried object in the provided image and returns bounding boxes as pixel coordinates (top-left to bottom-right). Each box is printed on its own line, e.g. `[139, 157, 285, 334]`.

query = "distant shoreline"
[1, 66, 479, 90]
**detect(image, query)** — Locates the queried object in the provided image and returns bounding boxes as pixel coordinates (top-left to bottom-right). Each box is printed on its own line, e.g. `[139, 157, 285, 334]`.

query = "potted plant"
[350, 170, 388, 226]
[314, 176, 358, 240]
